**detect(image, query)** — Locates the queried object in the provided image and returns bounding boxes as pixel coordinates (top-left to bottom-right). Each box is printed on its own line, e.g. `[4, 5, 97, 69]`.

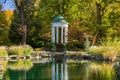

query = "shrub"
[0, 46, 8, 57]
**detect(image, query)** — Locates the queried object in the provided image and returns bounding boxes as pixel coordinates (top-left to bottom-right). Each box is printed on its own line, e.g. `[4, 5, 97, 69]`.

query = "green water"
[0, 58, 118, 80]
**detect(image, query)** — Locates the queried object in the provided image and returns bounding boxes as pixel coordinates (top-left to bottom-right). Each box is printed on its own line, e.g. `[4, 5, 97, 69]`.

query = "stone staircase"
[55, 44, 64, 52]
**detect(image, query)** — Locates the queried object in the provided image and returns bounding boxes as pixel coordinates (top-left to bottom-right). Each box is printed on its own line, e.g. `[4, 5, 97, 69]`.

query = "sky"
[0, 0, 15, 11]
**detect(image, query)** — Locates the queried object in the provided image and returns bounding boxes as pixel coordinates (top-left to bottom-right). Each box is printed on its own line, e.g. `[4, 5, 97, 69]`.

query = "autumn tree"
[0, 10, 13, 45]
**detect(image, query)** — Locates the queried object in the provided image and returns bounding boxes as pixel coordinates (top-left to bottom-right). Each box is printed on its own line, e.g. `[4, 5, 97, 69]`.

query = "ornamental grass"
[89, 37, 120, 60]
[89, 46, 118, 60]
[8, 45, 33, 56]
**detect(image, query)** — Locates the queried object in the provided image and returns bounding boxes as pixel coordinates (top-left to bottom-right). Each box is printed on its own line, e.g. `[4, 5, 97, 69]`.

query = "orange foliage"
[3, 10, 14, 21]
[3, 10, 14, 26]
[68, 20, 84, 43]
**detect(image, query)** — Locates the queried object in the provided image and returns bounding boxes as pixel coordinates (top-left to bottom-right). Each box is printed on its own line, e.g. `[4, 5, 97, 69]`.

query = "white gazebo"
[51, 15, 68, 44]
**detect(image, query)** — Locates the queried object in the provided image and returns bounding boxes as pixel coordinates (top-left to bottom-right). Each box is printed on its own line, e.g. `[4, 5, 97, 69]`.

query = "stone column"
[65, 26, 68, 43]
[52, 26, 55, 43]
[61, 27, 63, 43]
[56, 27, 59, 43]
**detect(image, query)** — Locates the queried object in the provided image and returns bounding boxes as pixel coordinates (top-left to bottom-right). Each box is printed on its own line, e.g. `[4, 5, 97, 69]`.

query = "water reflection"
[51, 60, 68, 80]
[0, 58, 8, 80]
[89, 62, 116, 80]
[0, 58, 119, 80]
[8, 60, 33, 70]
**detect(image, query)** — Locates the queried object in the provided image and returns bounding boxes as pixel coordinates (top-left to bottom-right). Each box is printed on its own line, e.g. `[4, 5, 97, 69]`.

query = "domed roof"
[53, 15, 68, 23]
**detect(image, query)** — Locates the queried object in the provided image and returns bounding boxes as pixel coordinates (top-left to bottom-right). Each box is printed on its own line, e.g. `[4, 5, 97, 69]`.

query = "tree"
[10, 0, 42, 46]
[77, 0, 120, 45]
[14, 0, 27, 45]
[0, 10, 13, 45]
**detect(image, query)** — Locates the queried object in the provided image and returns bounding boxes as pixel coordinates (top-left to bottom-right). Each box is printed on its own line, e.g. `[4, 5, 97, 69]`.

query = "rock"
[93, 55, 104, 61]
[83, 54, 92, 60]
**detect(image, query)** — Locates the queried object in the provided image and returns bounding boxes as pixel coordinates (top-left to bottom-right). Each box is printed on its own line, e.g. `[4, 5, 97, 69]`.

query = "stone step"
[55, 44, 64, 52]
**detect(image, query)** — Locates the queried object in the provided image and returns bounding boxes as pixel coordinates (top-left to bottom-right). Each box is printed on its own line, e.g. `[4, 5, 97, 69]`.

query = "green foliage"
[63, 44, 67, 52]
[0, 28, 4, 43]
[51, 43, 56, 52]
[101, 36, 120, 47]
[0, 46, 8, 57]
[8, 45, 33, 56]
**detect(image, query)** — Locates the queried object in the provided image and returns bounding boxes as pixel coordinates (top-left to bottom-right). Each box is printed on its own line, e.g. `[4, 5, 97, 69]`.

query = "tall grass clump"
[8, 45, 33, 56]
[89, 37, 120, 60]
[101, 37, 120, 59]
[22, 45, 33, 56]
[0, 46, 8, 57]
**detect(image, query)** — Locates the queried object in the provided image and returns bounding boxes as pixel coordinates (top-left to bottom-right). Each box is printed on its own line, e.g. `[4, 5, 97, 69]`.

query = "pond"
[0, 58, 119, 80]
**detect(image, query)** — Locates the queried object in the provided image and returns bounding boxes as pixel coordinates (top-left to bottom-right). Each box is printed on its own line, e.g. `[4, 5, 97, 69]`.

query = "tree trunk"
[96, 2, 102, 41]
[15, 0, 27, 45]
[21, 7, 26, 45]
[22, 25, 27, 45]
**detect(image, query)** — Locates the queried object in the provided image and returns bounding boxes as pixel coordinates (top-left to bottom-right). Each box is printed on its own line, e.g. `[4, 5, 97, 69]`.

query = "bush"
[0, 46, 8, 57]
